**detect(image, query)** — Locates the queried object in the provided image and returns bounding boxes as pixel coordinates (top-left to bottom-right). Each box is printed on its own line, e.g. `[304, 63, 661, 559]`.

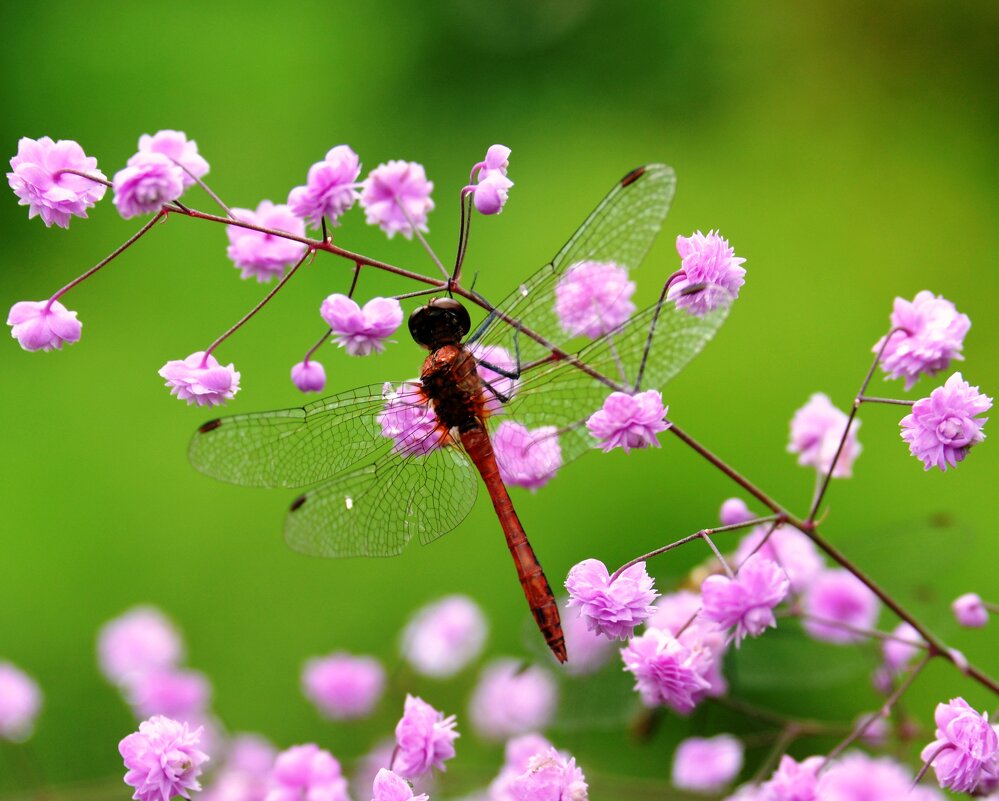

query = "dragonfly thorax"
[408, 298, 471, 350]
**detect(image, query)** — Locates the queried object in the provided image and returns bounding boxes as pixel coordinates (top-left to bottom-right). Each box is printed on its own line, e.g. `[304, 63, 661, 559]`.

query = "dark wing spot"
[290, 494, 307, 512]
[198, 418, 223, 433]
[620, 166, 646, 187]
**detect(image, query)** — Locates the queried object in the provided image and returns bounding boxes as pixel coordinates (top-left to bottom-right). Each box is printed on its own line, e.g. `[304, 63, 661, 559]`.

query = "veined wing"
[491, 287, 733, 472]
[469, 164, 676, 365]
[284, 433, 478, 558]
[189, 382, 426, 488]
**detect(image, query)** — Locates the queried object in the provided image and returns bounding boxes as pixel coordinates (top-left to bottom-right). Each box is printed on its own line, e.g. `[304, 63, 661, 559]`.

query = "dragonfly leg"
[478, 375, 514, 405]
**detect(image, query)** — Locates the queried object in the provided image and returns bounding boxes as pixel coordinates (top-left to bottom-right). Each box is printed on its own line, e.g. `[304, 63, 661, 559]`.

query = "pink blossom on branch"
[467, 144, 513, 216]
[320, 294, 403, 356]
[135, 130, 209, 188]
[732, 525, 823, 594]
[900, 372, 991, 471]
[159, 352, 240, 407]
[564, 559, 658, 640]
[290, 360, 326, 393]
[667, 230, 746, 316]
[671, 734, 744, 794]
[586, 390, 668, 453]
[225, 201, 307, 282]
[119, 716, 209, 801]
[952, 592, 989, 628]
[0, 662, 42, 742]
[287, 145, 361, 228]
[113, 153, 185, 219]
[787, 392, 861, 478]
[700, 553, 789, 645]
[361, 160, 434, 239]
[920, 697, 999, 794]
[620, 628, 713, 713]
[494, 422, 562, 491]
[301, 652, 385, 721]
[7, 136, 107, 228]
[392, 694, 459, 779]
[554, 260, 635, 339]
[7, 299, 82, 352]
[874, 291, 970, 389]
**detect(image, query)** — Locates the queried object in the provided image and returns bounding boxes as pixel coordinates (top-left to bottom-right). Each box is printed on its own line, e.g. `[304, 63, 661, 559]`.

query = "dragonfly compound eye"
[408, 298, 471, 348]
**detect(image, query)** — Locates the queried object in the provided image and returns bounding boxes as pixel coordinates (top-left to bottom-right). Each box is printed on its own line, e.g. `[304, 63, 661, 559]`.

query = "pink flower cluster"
[320, 294, 403, 356]
[287, 145, 361, 228]
[554, 260, 635, 339]
[901, 372, 991, 471]
[360, 160, 435, 238]
[393, 694, 459, 779]
[467, 145, 514, 215]
[113, 131, 209, 219]
[564, 559, 658, 640]
[400, 595, 487, 678]
[787, 392, 861, 478]
[226, 201, 307, 282]
[586, 390, 668, 453]
[119, 715, 209, 801]
[494, 422, 563, 491]
[7, 300, 82, 352]
[921, 698, 999, 793]
[265, 743, 349, 801]
[620, 628, 713, 713]
[701, 553, 789, 645]
[469, 658, 557, 741]
[159, 351, 241, 408]
[667, 230, 745, 315]
[301, 651, 385, 720]
[378, 381, 443, 456]
[8, 136, 107, 227]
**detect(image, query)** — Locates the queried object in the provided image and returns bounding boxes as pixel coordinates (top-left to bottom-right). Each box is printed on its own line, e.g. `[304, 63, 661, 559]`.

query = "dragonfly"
[188, 164, 733, 663]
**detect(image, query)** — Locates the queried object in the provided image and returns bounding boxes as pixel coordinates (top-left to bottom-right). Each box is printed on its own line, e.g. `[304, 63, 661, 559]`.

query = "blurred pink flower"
[668, 230, 745, 316]
[321, 294, 403, 356]
[290, 360, 326, 394]
[226, 201, 307, 282]
[920, 698, 999, 794]
[901, 372, 991, 471]
[494, 422, 562, 492]
[802, 569, 879, 644]
[7, 299, 82, 352]
[620, 628, 713, 713]
[372, 769, 429, 801]
[119, 715, 209, 801]
[672, 734, 743, 793]
[490, 734, 555, 801]
[134, 130, 209, 188]
[952, 592, 989, 628]
[301, 652, 385, 720]
[760, 754, 821, 801]
[882, 622, 922, 672]
[98, 607, 184, 686]
[646, 590, 702, 635]
[393, 694, 459, 779]
[123, 668, 211, 721]
[288, 145, 361, 228]
[201, 734, 275, 801]
[554, 261, 635, 339]
[701, 554, 789, 645]
[565, 559, 658, 640]
[400, 595, 487, 678]
[378, 381, 443, 456]
[8, 136, 107, 227]
[557, 599, 615, 676]
[159, 351, 240, 407]
[875, 291, 970, 389]
[506, 748, 587, 801]
[732, 526, 823, 594]
[788, 393, 861, 478]
[113, 153, 185, 218]
[354, 741, 435, 801]
[265, 744, 349, 801]
[472, 344, 519, 414]
[361, 160, 434, 239]
[469, 659, 557, 741]
[819, 752, 939, 801]
[586, 390, 668, 453]
[719, 497, 755, 527]
[0, 662, 42, 742]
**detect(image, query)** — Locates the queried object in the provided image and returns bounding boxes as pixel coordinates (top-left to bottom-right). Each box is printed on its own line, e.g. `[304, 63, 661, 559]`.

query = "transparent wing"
[491, 288, 733, 475]
[469, 164, 676, 364]
[284, 436, 478, 558]
[189, 382, 422, 488]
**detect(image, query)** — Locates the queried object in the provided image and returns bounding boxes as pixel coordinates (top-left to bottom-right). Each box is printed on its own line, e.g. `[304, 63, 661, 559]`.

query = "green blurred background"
[2, 1, 997, 798]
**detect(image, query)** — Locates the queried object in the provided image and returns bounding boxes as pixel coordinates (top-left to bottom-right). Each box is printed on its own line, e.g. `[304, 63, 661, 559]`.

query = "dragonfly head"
[408, 298, 471, 349]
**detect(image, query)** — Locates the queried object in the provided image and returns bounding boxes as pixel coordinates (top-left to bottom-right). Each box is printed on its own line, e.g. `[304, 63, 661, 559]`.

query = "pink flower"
[667, 231, 746, 316]
[400, 595, 487, 679]
[320, 294, 403, 356]
[875, 291, 970, 389]
[920, 698, 999, 794]
[226, 201, 307, 282]
[478, 144, 511, 176]
[620, 628, 713, 713]
[159, 351, 241, 407]
[719, 498, 755, 527]
[379, 381, 443, 456]
[372, 769, 430, 801]
[7, 299, 82, 352]
[732, 526, 823, 594]
[787, 393, 861, 478]
[472, 344, 519, 414]
[288, 145, 361, 228]
[393, 695, 459, 779]
[882, 622, 922, 672]
[494, 423, 562, 491]
[98, 607, 184, 686]
[290, 360, 326, 393]
[301, 652, 385, 720]
[672, 735, 743, 793]
[472, 171, 514, 215]
[0, 662, 42, 742]
[489, 734, 555, 801]
[802, 569, 880, 644]
[201, 735, 275, 801]
[760, 754, 822, 801]
[701, 554, 789, 645]
[353, 742, 434, 801]
[586, 390, 668, 453]
[7, 136, 107, 227]
[468, 659, 557, 741]
[565, 559, 658, 640]
[506, 748, 588, 801]
[265, 744, 349, 801]
[647, 591, 702, 635]
[361, 160, 434, 238]
[119, 716, 209, 801]
[123, 669, 211, 721]
[113, 153, 185, 219]
[953, 592, 989, 628]
[818, 753, 935, 801]
[901, 372, 991, 471]
[646, 593, 730, 699]
[135, 130, 209, 188]
[558, 599, 615, 676]
[554, 261, 636, 339]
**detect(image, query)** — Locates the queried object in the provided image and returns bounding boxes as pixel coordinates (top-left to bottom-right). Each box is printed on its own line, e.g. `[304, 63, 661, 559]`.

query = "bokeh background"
[1, 1, 997, 798]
